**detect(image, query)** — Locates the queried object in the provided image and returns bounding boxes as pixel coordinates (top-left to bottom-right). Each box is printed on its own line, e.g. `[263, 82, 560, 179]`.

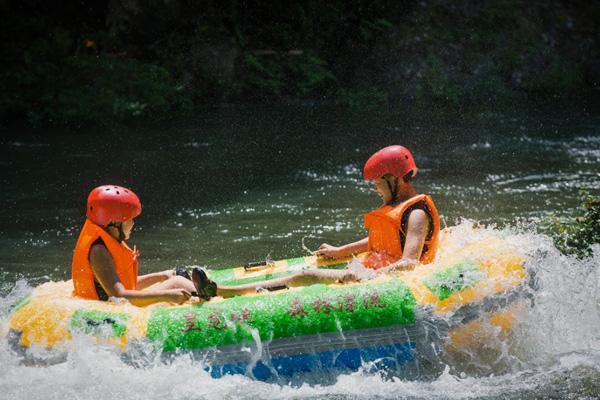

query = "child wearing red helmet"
[72, 185, 196, 305]
[316, 145, 439, 268]
[193, 145, 440, 299]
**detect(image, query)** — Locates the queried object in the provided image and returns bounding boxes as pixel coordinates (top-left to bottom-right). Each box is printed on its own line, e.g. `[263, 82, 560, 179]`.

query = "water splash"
[0, 222, 599, 399]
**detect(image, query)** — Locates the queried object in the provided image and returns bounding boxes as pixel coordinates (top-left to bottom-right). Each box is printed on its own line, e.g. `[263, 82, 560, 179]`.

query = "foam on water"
[1, 222, 599, 399]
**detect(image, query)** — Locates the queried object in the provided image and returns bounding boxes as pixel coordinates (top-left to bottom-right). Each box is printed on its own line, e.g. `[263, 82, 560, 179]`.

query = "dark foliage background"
[1, 0, 598, 127]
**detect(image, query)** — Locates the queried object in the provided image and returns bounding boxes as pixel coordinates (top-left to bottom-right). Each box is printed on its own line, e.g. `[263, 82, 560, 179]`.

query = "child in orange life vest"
[192, 145, 440, 300]
[317, 145, 439, 270]
[72, 185, 196, 306]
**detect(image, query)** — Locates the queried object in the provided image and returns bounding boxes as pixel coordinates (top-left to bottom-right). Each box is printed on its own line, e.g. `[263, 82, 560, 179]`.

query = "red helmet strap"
[384, 175, 398, 201]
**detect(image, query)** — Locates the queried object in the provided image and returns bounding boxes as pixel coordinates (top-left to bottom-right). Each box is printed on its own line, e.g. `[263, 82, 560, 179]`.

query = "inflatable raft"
[5, 230, 528, 380]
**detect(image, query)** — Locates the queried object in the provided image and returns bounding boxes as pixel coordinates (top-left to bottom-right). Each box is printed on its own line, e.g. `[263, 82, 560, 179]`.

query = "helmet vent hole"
[105, 188, 110, 191]
[405, 155, 409, 159]
[90, 206, 93, 211]
[116, 191, 120, 195]
[124, 190, 129, 193]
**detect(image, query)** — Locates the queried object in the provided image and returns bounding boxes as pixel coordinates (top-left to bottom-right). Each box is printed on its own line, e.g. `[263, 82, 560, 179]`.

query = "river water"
[0, 105, 599, 399]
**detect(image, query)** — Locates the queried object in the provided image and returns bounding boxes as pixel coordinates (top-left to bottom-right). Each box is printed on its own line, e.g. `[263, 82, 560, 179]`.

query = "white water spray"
[0, 222, 598, 399]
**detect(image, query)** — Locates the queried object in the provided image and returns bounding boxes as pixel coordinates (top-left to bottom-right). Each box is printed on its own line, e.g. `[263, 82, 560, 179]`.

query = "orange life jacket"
[363, 194, 440, 269]
[71, 219, 139, 299]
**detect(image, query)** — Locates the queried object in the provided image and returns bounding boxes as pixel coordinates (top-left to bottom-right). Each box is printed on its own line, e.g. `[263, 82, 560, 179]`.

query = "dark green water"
[1, 106, 598, 280]
[0, 105, 599, 399]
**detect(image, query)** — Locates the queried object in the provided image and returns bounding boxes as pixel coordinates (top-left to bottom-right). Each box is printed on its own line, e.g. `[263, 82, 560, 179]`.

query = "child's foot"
[192, 267, 217, 300]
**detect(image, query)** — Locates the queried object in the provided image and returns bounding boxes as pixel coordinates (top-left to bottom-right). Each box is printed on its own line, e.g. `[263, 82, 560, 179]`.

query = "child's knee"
[299, 270, 320, 279]
[166, 275, 189, 287]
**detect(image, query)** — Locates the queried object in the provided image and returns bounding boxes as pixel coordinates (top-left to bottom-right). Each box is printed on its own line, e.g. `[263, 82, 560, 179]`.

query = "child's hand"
[338, 270, 360, 283]
[315, 243, 344, 259]
[388, 259, 417, 271]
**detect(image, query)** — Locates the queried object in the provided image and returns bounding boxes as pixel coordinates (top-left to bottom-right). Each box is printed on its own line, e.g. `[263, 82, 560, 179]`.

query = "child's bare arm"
[402, 209, 429, 261]
[315, 237, 368, 259]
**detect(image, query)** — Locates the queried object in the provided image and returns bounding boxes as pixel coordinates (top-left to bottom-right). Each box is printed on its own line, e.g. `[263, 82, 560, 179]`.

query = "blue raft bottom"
[207, 341, 417, 381]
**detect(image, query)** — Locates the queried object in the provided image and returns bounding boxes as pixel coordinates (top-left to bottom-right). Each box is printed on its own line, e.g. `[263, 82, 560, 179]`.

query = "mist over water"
[0, 107, 599, 398]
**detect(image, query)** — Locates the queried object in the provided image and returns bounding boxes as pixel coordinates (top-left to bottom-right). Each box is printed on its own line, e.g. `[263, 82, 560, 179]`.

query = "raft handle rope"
[301, 236, 316, 255]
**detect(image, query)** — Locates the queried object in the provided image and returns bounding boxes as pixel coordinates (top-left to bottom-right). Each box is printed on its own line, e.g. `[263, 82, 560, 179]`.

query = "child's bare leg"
[152, 275, 196, 292]
[216, 269, 358, 298]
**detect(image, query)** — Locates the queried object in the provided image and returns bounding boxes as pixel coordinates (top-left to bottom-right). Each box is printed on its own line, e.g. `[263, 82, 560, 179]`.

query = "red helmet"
[86, 185, 141, 227]
[363, 145, 417, 180]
